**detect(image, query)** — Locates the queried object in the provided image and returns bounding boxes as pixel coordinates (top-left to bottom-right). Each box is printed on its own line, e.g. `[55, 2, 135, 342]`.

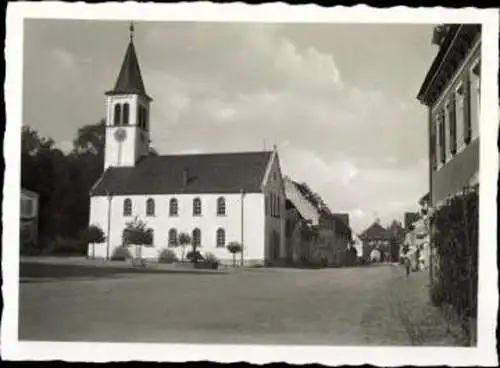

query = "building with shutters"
[417, 24, 481, 207]
[88, 24, 286, 265]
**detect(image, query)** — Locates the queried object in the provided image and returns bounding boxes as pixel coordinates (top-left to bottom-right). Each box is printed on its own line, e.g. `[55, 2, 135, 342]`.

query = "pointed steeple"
[106, 22, 152, 101]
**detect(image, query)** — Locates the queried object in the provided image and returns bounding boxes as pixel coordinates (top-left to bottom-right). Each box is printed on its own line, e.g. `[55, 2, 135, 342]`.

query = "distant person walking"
[404, 256, 411, 277]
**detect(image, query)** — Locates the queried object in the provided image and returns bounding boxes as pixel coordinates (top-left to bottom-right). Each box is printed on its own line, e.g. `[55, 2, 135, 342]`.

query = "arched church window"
[168, 228, 177, 247]
[123, 198, 132, 216]
[217, 197, 226, 216]
[216, 228, 225, 248]
[123, 103, 129, 125]
[192, 228, 201, 247]
[169, 198, 178, 216]
[146, 198, 155, 216]
[193, 197, 202, 216]
[114, 104, 122, 126]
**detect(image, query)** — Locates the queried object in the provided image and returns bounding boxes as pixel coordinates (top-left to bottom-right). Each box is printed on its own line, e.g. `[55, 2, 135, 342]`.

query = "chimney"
[182, 168, 189, 187]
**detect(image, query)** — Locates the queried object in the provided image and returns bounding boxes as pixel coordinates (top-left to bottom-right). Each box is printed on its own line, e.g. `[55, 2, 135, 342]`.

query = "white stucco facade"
[88, 192, 268, 264]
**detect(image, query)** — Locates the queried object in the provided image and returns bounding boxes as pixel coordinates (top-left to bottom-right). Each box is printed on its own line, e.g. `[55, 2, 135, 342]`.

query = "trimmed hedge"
[111, 246, 132, 261]
[430, 186, 478, 340]
[158, 248, 178, 264]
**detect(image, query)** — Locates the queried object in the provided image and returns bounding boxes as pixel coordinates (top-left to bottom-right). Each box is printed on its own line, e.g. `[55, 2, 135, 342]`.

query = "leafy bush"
[80, 224, 105, 244]
[49, 237, 86, 256]
[123, 217, 153, 246]
[158, 248, 178, 264]
[111, 246, 132, 261]
[178, 232, 191, 262]
[186, 250, 204, 263]
[430, 187, 478, 342]
[205, 253, 220, 265]
[227, 241, 242, 267]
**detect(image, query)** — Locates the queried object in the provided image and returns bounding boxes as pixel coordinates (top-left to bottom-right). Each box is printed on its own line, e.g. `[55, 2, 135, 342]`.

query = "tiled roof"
[105, 40, 151, 101]
[91, 151, 273, 196]
[359, 222, 391, 241]
[287, 178, 352, 236]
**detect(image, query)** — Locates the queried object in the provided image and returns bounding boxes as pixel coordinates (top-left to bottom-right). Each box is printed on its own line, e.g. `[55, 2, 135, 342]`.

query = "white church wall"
[88, 192, 266, 264]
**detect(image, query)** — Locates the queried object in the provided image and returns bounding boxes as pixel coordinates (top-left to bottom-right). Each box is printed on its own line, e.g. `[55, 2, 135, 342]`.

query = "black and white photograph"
[2, 3, 498, 366]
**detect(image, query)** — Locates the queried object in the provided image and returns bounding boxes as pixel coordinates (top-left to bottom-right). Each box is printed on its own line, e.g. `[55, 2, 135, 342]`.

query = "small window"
[123, 198, 132, 216]
[21, 199, 34, 217]
[192, 228, 201, 247]
[439, 115, 446, 164]
[448, 101, 457, 156]
[216, 228, 225, 248]
[271, 194, 275, 217]
[193, 197, 202, 216]
[472, 60, 480, 77]
[146, 198, 155, 216]
[149, 229, 154, 246]
[123, 103, 129, 125]
[217, 197, 226, 216]
[168, 228, 177, 247]
[137, 105, 143, 129]
[114, 104, 121, 126]
[169, 198, 178, 216]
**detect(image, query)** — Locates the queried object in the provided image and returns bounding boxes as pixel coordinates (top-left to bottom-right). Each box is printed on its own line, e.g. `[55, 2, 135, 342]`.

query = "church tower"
[104, 23, 152, 170]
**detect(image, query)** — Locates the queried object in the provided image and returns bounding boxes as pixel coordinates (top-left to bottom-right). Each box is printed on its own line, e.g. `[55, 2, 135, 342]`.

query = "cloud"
[23, 21, 435, 234]
[52, 48, 77, 69]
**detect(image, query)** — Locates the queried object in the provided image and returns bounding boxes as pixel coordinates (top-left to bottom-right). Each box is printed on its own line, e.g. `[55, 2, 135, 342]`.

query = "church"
[88, 25, 286, 266]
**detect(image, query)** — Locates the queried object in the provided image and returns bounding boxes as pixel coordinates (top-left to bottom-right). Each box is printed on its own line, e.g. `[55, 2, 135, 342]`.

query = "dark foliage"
[345, 246, 357, 266]
[430, 187, 478, 341]
[80, 224, 105, 244]
[186, 250, 204, 263]
[111, 246, 132, 261]
[21, 122, 159, 255]
[158, 248, 178, 264]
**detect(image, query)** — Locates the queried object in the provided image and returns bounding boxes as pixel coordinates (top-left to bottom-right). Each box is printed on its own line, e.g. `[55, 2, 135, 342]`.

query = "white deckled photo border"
[2, 2, 499, 366]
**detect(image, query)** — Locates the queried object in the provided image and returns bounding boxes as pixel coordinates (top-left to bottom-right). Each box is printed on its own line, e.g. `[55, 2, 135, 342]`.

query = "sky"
[22, 20, 439, 233]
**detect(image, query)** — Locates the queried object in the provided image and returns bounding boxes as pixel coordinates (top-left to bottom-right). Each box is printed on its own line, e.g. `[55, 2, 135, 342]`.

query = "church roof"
[91, 151, 273, 196]
[105, 39, 151, 101]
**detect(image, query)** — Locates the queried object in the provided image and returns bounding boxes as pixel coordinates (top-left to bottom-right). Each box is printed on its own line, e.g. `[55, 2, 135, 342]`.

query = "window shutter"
[439, 114, 446, 164]
[449, 99, 457, 155]
[430, 121, 437, 170]
[463, 75, 472, 145]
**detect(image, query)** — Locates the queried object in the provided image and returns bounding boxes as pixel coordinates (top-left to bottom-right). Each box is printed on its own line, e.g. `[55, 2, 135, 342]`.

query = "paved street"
[18, 259, 463, 345]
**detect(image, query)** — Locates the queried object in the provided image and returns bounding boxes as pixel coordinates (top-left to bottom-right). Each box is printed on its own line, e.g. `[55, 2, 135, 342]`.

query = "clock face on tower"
[114, 128, 127, 142]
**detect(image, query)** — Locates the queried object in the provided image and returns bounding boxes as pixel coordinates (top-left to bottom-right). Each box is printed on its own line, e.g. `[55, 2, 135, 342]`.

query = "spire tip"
[129, 21, 135, 41]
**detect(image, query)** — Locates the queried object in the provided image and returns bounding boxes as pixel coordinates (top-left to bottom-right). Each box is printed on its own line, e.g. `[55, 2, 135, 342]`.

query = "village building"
[358, 220, 392, 263]
[88, 25, 286, 266]
[417, 24, 480, 207]
[20, 188, 39, 251]
[284, 177, 351, 266]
